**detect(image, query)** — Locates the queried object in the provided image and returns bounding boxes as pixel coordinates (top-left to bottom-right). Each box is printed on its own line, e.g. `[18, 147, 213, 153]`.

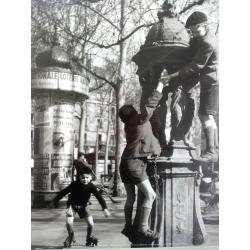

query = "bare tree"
[31, 0, 218, 196]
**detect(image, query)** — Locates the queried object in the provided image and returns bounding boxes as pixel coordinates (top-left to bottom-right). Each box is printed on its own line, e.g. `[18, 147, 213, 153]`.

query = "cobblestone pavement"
[31, 198, 218, 250]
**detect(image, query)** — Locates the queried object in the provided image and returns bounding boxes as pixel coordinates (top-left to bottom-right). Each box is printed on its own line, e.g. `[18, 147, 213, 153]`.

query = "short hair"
[119, 105, 137, 123]
[77, 167, 93, 176]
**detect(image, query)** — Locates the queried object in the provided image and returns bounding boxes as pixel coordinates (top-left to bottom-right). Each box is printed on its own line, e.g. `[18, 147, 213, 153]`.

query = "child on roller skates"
[119, 80, 166, 243]
[49, 167, 110, 248]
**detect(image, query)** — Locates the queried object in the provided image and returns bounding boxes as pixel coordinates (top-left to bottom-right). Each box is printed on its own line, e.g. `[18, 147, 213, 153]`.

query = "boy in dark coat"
[162, 11, 219, 163]
[119, 80, 165, 242]
[49, 167, 110, 247]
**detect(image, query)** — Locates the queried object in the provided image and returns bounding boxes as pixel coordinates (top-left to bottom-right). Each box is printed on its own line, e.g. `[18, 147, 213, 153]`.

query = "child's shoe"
[137, 228, 159, 242]
[198, 151, 218, 163]
[184, 138, 196, 150]
[86, 235, 98, 247]
[63, 232, 76, 248]
[121, 225, 134, 242]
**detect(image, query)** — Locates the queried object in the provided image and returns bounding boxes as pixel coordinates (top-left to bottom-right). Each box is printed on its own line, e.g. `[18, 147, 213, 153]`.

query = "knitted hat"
[77, 166, 92, 176]
[186, 11, 207, 28]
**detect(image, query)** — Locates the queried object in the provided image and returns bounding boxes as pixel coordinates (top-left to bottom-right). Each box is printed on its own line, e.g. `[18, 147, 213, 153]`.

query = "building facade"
[31, 90, 116, 184]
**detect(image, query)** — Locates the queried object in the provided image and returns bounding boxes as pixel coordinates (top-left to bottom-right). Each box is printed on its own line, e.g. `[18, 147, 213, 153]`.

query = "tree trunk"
[78, 18, 88, 153]
[94, 119, 100, 176]
[78, 102, 86, 152]
[104, 90, 113, 175]
[113, 84, 125, 196]
[113, 0, 127, 196]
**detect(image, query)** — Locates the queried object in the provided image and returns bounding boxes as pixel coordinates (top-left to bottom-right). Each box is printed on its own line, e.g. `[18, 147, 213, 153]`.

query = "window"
[98, 134, 102, 144]
[97, 118, 103, 129]
[110, 135, 115, 145]
[74, 133, 79, 146]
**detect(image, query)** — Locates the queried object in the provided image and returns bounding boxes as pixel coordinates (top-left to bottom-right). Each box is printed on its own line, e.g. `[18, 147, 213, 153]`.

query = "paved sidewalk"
[31, 198, 218, 250]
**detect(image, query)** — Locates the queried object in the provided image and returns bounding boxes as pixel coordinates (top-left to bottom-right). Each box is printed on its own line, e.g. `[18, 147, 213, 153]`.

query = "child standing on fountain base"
[49, 168, 110, 248]
[162, 11, 219, 163]
[119, 80, 165, 242]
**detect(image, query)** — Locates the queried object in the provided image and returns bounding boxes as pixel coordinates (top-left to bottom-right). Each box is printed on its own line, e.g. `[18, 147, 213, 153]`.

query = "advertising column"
[32, 68, 89, 207]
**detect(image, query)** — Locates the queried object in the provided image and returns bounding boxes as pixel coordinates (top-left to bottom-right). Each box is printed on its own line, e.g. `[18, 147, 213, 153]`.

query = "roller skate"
[121, 225, 135, 243]
[198, 151, 218, 163]
[137, 228, 159, 243]
[63, 232, 76, 248]
[86, 235, 98, 247]
[131, 229, 159, 248]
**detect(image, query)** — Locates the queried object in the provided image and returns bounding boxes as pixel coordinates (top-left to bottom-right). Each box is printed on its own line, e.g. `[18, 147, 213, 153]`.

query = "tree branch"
[89, 81, 108, 92]
[91, 22, 155, 49]
[79, 0, 103, 2]
[74, 59, 116, 89]
[61, 20, 154, 49]
[215, 23, 219, 35]
[179, 0, 206, 15]
[70, 0, 121, 31]
[35, 1, 154, 50]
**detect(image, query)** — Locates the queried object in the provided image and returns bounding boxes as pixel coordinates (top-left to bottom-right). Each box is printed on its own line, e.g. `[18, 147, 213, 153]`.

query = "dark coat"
[121, 90, 162, 159]
[178, 29, 218, 87]
[53, 181, 107, 209]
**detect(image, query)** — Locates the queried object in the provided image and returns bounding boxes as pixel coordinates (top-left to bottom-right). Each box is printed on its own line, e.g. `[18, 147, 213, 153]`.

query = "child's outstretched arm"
[161, 38, 216, 83]
[140, 80, 165, 121]
[48, 185, 71, 208]
[103, 208, 110, 217]
[91, 184, 110, 217]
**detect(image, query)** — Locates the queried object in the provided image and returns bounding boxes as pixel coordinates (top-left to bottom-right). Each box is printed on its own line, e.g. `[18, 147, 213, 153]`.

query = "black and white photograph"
[4, 0, 250, 250]
[3, 0, 250, 250]
[30, 0, 220, 249]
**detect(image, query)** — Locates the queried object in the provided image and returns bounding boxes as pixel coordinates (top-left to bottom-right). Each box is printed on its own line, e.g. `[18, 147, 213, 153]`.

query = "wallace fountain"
[130, 3, 207, 247]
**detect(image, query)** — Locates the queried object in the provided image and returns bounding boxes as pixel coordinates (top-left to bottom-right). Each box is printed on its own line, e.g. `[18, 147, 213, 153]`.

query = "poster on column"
[51, 95, 74, 191]
[34, 93, 52, 127]
[33, 126, 52, 192]
[33, 154, 50, 191]
[52, 102, 74, 131]
[51, 131, 73, 190]
[33, 93, 53, 192]
[51, 153, 72, 191]
[33, 127, 52, 155]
